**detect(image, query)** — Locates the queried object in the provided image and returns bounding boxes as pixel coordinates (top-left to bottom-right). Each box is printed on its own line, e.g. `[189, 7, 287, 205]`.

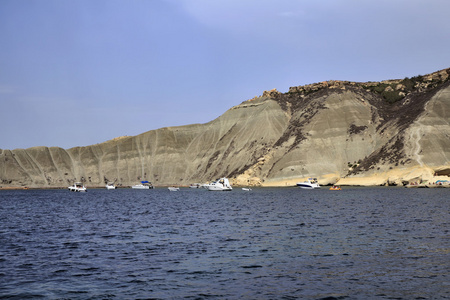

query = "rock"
[396, 84, 405, 90]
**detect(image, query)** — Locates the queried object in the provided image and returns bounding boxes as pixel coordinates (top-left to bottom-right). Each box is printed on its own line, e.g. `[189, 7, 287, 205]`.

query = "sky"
[1, 0, 449, 150]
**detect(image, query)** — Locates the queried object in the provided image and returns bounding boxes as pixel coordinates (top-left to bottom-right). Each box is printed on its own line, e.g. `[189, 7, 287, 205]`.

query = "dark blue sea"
[0, 187, 449, 299]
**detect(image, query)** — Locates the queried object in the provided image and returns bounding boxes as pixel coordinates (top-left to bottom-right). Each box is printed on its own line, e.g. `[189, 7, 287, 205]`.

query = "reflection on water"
[0, 187, 448, 299]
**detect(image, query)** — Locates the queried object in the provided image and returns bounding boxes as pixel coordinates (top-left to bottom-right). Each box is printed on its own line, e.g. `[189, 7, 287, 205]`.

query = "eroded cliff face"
[1, 68, 449, 187]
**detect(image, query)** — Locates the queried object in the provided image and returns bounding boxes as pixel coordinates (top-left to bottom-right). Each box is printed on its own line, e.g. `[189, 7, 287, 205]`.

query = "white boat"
[168, 187, 180, 191]
[106, 183, 116, 190]
[132, 184, 151, 189]
[242, 188, 252, 191]
[297, 178, 320, 189]
[132, 181, 154, 189]
[68, 182, 86, 192]
[205, 178, 232, 191]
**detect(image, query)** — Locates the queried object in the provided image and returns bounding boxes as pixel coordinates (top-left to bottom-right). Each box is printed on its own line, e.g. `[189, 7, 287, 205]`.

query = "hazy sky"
[1, 0, 449, 149]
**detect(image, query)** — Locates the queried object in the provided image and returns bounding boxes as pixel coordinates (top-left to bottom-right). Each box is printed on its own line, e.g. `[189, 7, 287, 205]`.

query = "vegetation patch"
[361, 73, 448, 104]
[348, 124, 367, 135]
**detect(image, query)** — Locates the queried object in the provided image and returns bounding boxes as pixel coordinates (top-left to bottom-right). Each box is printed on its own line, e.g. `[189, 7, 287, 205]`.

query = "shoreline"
[1, 183, 449, 190]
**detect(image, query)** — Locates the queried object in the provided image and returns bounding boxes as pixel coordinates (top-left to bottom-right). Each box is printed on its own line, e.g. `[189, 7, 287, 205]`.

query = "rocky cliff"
[1, 68, 449, 187]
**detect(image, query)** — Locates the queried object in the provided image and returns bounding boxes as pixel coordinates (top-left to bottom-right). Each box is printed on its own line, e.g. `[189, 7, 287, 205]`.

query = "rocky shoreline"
[2, 177, 449, 190]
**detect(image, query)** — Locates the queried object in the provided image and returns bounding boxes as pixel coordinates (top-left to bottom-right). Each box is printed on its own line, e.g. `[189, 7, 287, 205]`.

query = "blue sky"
[1, 0, 449, 149]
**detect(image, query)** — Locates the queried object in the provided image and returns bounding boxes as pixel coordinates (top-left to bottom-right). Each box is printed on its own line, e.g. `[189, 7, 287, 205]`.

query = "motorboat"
[297, 178, 320, 189]
[168, 187, 180, 191]
[106, 183, 116, 190]
[205, 178, 232, 191]
[132, 181, 154, 189]
[329, 185, 341, 190]
[68, 182, 86, 192]
[242, 188, 252, 191]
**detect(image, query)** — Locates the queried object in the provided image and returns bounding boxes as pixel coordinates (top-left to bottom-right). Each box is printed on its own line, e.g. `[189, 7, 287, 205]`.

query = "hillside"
[1, 68, 449, 188]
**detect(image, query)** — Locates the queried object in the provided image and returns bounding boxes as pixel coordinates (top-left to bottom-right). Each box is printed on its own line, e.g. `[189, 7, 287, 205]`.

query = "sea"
[0, 187, 448, 299]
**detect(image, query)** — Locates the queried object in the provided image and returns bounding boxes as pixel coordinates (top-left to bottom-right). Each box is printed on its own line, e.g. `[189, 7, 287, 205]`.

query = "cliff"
[1, 68, 449, 187]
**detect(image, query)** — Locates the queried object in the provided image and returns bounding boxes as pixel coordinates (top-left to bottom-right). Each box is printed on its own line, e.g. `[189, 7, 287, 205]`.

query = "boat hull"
[68, 187, 86, 192]
[132, 185, 151, 189]
[297, 184, 319, 189]
[207, 186, 232, 191]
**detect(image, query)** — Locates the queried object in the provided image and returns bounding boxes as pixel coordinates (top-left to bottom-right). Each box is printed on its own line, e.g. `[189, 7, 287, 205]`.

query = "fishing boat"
[205, 178, 232, 191]
[68, 182, 87, 192]
[329, 185, 341, 190]
[297, 178, 320, 189]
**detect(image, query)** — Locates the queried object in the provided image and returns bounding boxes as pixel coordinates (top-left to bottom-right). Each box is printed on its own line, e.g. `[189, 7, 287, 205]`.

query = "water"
[0, 187, 448, 299]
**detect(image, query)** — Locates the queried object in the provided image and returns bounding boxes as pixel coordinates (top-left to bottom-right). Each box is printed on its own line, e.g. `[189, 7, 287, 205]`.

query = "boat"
[329, 185, 341, 190]
[242, 188, 252, 191]
[297, 178, 320, 189]
[132, 181, 154, 189]
[189, 183, 203, 188]
[205, 178, 232, 191]
[68, 182, 87, 192]
[168, 187, 180, 191]
[106, 183, 116, 190]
